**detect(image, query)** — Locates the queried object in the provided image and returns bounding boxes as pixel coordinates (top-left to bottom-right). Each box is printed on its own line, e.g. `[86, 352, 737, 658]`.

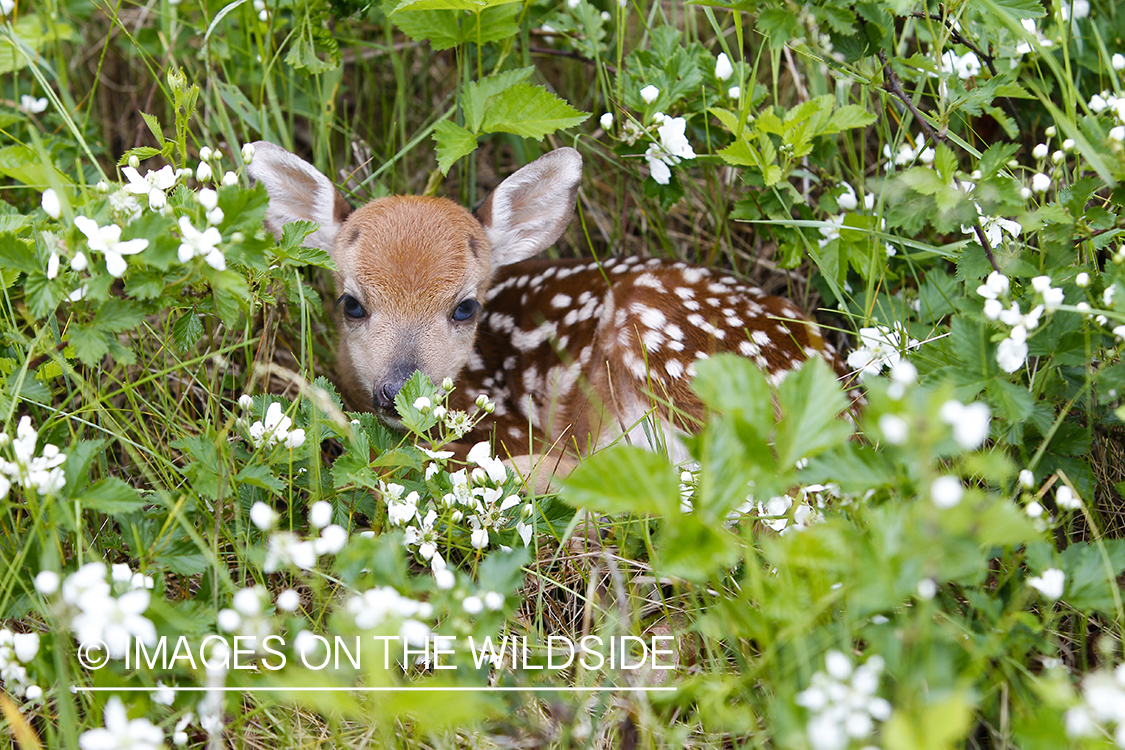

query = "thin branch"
[909, 10, 997, 76]
[529, 47, 616, 74]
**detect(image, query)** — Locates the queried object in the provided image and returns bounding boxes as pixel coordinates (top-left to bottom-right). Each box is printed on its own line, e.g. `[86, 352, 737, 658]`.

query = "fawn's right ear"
[246, 141, 352, 254]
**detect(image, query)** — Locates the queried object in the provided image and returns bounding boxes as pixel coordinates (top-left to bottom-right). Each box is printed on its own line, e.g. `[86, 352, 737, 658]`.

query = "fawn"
[248, 144, 850, 478]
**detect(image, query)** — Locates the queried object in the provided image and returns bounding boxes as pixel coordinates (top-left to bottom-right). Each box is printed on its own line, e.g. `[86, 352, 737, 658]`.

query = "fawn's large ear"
[475, 147, 582, 269]
[246, 141, 352, 254]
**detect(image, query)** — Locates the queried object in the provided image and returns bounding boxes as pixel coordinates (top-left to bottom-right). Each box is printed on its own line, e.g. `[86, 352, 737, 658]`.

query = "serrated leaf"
[68, 324, 110, 366]
[479, 83, 589, 140]
[235, 464, 284, 494]
[141, 112, 166, 145]
[825, 105, 876, 132]
[433, 121, 479, 174]
[390, 4, 518, 51]
[561, 445, 679, 516]
[463, 67, 535, 132]
[393, 0, 520, 11]
[81, 478, 147, 515]
[171, 312, 204, 353]
[775, 357, 850, 468]
[116, 147, 162, 166]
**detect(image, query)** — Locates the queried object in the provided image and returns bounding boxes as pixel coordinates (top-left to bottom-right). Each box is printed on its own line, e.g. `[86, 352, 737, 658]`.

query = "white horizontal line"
[72, 686, 676, 692]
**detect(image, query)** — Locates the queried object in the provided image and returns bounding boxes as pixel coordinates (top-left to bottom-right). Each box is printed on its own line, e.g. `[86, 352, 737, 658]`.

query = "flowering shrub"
[1, 0, 1125, 747]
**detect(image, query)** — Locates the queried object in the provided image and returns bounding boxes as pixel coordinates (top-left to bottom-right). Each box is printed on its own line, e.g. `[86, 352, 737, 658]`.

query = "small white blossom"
[177, 216, 225, 270]
[715, 52, 733, 80]
[1032, 143, 1049, 159]
[1018, 469, 1035, 488]
[196, 161, 212, 182]
[877, 414, 908, 445]
[846, 323, 920, 378]
[276, 589, 300, 611]
[1028, 568, 1065, 599]
[1060, 0, 1089, 21]
[728, 86, 741, 98]
[241, 143, 256, 163]
[78, 697, 165, 750]
[41, 188, 61, 219]
[996, 325, 1029, 373]
[796, 651, 892, 750]
[1076, 272, 1090, 287]
[600, 112, 613, 130]
[309, 501, 332, 529]
[34, 570, 60, 594]
[939, 400, 992, 449]
[1031, 172, 1051, 193]
[931, 475, 965, 508]
[462, 595, 484, 614]
[639, 85, 659, 103]
[249, 501, 277, 530]
[20, 95, 48, 114]
[1056, 485, 1082, 510]
[74, 215, 148, 278]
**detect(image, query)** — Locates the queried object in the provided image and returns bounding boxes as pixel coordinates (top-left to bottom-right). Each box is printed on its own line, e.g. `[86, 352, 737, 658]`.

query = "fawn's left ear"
[474, 147, 582, 270]
[246, 141, 352, 255]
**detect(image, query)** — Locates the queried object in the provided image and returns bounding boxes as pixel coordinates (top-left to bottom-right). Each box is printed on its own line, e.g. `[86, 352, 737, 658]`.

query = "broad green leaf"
[171, 312, 204, 353]
[824, 105, 876, 132]
[0, 16, 74, 74]
[117, 147, 162, 166]
[561, 445, 679, 516]
[81, 478, 148, 515]
[1060, 540, 1125, 614]
[775, 358, 850, 468]
[68, 324, 110, 366]
[141, 112, 166, 145]
[479, 83, 589, 140]
[390, 4, 519, 51]
[657, 516, 740, 581]
[433, 121, 479, 174]
[235, 464, 284, 495]
[463, 67, 534, 133]
[0, 145, 73, 189]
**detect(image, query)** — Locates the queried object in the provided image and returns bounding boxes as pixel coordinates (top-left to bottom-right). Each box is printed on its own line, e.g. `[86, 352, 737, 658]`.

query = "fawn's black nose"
[373, 364, 418, 414]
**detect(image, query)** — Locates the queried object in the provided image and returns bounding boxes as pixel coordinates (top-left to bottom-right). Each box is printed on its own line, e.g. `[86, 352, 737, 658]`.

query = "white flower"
[71, 588, 157, 660]
[283, 428, 306, 449]
[196, 161, 213, 182]
[20, 95, 48, 114]
[1105, 285, 1117, 307]
[846, 323, 919, 378]
[78, 697, 165, 750]
[1032, 143, 1049, 159]
[1028, 568, 1065, 599]
[71, 251, 88, 272]
[387, 491, 420, 526]
[248, 402, 295, 448]
[639, 85, 659, 103]
[1018, 469, 1035, 488]
[309, 501, 332, 529]
[976, 271, 1010, 300]
[199, 146, 213, 162]
[1062, 138, 1075, 151]
[941, 49, 981, 79]
[122, 165, 176, 211]
[237, 394, 254, 410]
[34, 570, 60, 595]
[644, 114, 696, 185]
[249, 501, 277, 530]
[74, 215, 149, 278]
[600, 112, 613, 130]
[470, 527, 489, 550]
[837, 183, 858, 211]
[241, 143, 256, 163]
[276, 589, 300, 611]
[1076, 272, 1090, 288]
[413, 396, 431, 411]
[467, 441, 508, 484]
[728, 86, 741, 98]
[877, 414, 908, 445]
[1052, 149, 1064, 164]
[939, 400, 991, 450]
[1060, 0, 1089, 20]
[1031, 172, 1051, 193]
[1026, 500, 1045, 518]
[931, 475, 965, 508]
[1114, 53, 1125, 71]
[222, 171, 237, 186]
[715, 52, 733, 80]
[996, 326, 1029, 373]
[462, 595, 484, 614]
[263, 532, 317, 572]
[796, 651, 891, 750]
[1056, 485, 1082, 510]
[177, 216, 225, 271]
[41, 189, 61, 219]
[434, 566, 455, 590]
[315, 524, 347, 555]
[483, 591, 504, 610]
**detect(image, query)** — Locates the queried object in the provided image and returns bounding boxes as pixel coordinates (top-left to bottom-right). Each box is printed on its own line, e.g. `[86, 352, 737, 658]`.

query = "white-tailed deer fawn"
[248, 143, 850, 472]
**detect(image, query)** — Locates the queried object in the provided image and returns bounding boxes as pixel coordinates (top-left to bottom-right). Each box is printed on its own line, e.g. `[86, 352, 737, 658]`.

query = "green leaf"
[774, 358, 850, 468]
[68, 324, 110, 366]
[235, 464, 284, 495]
[823, 104, 876, 133]
[81, 478, 147, 515]
[477, 547, 529, 593]
[0, 15, 74, 74]
[656, 516, 740, 581]
[463, 67, 534, 132]
[479, 83, 589, 140]
[171, 312, 204, 353]
[1060, 540, 1125, 614]
[117, 147, 162, 166]
[756, 8, 801, 50]
[561, 445, 679, 516]
[393, 0, 520, 10]
[390, 3, 519, 50]
[986, 379, 1034, 422]
[140, 112, 166, 145]
[433, 121, 479, 175]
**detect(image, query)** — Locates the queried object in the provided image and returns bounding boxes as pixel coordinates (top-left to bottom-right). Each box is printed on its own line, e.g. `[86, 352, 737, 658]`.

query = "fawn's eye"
[452, 298, 481, 323]
[339, 294, 366, 320]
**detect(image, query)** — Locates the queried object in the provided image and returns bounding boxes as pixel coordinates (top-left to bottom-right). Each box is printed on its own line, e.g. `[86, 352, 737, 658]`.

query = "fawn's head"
[247, 143, 582, 419]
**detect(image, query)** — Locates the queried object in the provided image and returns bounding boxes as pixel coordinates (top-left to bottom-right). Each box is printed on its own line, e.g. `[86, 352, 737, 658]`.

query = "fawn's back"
[248, 144, 849, 464]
